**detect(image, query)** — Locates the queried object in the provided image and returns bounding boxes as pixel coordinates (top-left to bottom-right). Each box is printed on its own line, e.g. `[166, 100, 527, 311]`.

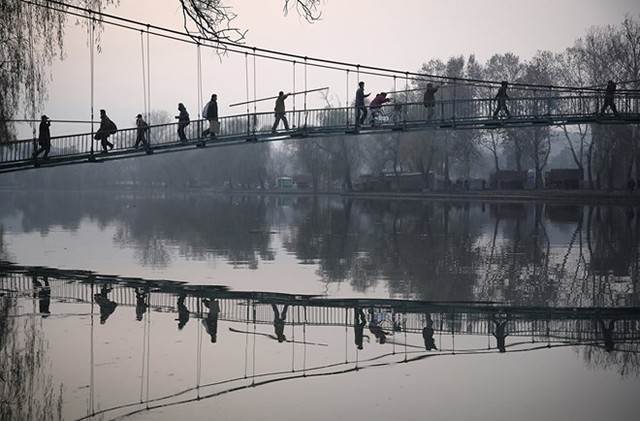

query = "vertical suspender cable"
[346, 69, 350, 127]
[139, 299, 147, 402]
[344, 308, 349, 364]
[303, 306, 307, 376]
[292, 61, 296, 128]
[146, 26, 151, 125]
[303, 57, 308, 127]
[244, 52, 250, 134]
[145, 292, 152, 408]
[253, 47, 258, 121]
[404, 72, 409, 123]
[140, 31, 147, 120]
[392, 309, 396, 355]
[28, 5, 36, 156]
[196, 299, 202, 399]
[252, 301, 257, 385]
[196, 42, 203, 138]
[451, 313, 455, 354]
[196, 43, 202, 120]
[303, 57, 308, 111]
[90, 280, 95, 416]
[291, 306, 297, 372]
[89, 16, 95, 157]
[244, 298, 250, 378]
[403, 312, 408, 362]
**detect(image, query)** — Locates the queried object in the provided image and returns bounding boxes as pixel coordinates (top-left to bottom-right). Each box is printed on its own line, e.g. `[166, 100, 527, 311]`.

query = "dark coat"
[38, 120, 51, 145]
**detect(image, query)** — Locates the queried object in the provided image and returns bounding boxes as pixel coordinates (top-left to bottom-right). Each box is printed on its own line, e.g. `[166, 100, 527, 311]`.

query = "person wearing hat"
[134, 113, 150, 150]
[355, 81, 370, 129]
[32, 114, 51, 159]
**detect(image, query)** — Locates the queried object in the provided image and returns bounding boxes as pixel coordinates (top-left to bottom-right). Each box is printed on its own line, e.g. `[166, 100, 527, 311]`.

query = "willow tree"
[0, 0, 322, 143]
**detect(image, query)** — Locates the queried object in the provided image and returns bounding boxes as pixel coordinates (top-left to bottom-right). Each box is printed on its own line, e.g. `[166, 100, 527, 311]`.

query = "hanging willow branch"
[178, 0, 246, 45]
[178, 0, 322, 47]
[283, 0, 323, 23]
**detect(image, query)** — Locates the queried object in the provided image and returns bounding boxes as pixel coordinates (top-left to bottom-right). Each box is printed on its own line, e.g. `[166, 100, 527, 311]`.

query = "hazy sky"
[19, 0, 640, 137]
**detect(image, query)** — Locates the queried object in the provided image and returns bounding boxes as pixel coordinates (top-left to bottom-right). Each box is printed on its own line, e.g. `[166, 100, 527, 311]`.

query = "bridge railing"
[3, 92, 639, 166]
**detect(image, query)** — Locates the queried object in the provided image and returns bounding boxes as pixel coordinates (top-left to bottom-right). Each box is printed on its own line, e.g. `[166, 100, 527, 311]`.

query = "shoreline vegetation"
[3, 186, 640, 204]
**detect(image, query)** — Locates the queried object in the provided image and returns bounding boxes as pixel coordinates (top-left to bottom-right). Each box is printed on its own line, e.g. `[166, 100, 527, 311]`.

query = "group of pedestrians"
[33, 79, 622, 160]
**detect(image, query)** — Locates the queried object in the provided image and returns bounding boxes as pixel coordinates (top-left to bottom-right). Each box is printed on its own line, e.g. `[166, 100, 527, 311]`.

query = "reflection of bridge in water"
[3, 263, 640, 345]
[3, 262, 640, 420]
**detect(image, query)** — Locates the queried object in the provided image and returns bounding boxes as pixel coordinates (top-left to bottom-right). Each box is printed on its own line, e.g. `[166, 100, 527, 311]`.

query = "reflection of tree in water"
[2, 191, 274, 270]
[475, 203, 555, 306]
[282, 197, 383, 292]
[113, 194, 273, 268]
[284, 199, 483, 301]
[586, 205, 640, 308]
[113, 226, 171, 269]
[578, 342, 640, 378]
[0, 225, 12, 262]
[0, 297, 63, 420]
[3, 191, 640, 306]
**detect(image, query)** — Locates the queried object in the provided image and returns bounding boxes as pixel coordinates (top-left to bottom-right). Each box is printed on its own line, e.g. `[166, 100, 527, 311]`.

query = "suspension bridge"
[3, 0, 640, 175]
[3, 90, 639, 175]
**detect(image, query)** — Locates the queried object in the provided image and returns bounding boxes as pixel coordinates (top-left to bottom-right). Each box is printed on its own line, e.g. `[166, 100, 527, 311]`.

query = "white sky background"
[17, 0, 640, 138]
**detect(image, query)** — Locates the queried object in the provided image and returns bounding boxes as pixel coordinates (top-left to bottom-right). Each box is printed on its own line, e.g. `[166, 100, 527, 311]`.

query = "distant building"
[275, 176, 293, 189]
[355, 172, 442, 192]
[275, 175, 312, 189]
[490, 170, 528, 190]
[545, 169, 583, 190]
[292, 175, 312, 189]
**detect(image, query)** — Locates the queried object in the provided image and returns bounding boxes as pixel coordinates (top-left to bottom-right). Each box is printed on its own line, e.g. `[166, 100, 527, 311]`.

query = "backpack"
[108, 119, 118, 135]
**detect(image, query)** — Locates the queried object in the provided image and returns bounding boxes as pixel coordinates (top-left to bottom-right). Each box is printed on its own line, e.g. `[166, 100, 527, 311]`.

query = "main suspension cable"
[20, 0, 617, 93]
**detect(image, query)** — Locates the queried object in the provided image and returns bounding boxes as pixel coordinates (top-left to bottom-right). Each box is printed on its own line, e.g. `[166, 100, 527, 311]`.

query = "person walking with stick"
[271, 91, 291, 133]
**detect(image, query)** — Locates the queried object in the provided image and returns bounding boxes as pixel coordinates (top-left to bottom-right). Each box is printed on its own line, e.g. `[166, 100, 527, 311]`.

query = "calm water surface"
[1, 191, 638, 420]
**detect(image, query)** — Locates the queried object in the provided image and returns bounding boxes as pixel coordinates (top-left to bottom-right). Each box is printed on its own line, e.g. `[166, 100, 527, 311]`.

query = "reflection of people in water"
[272, 303, 289, 343]
[422, 314, 437, 350]
[32, 275, 51, 317]
[94, 285, 118, 324]
[176, 293, 189, 330]
[491, 315, 509, 353]
[393, 313, 404, 332]
[597, 318, 617, 352]
[202, 298, 220, 343]
[135, 287, 149, 321]
[354, 307, 368, 350]
[368, 308, 390, 344]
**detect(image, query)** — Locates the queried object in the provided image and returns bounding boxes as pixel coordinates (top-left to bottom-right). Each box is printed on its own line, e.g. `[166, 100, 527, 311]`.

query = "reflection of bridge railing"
[3, 263, 640, 343]
[2, 93, 639, 173]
